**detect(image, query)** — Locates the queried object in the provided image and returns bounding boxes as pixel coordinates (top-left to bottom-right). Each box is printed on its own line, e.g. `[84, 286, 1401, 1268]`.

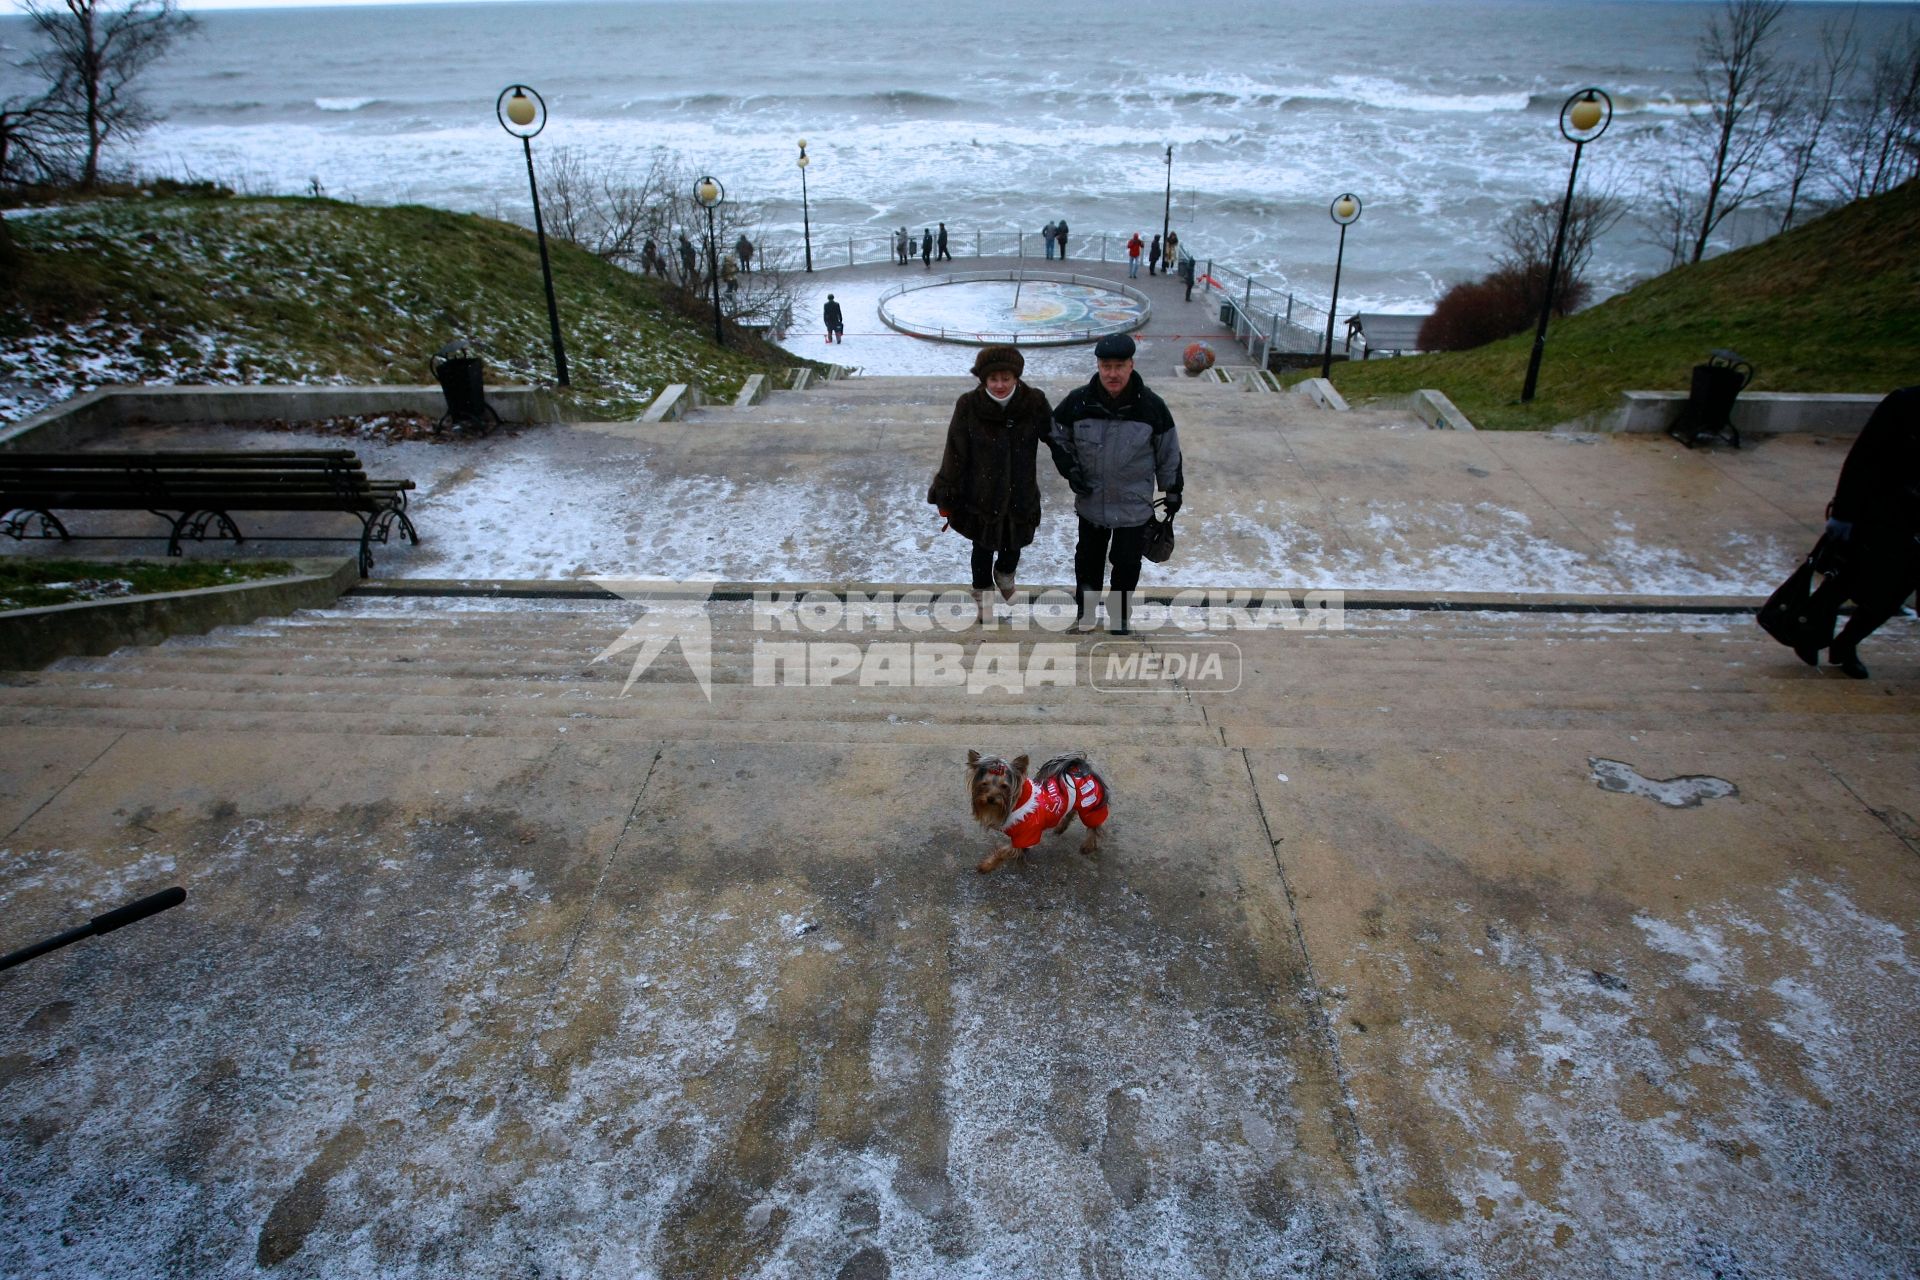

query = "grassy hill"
[1328, 180, 1920, 430]
[0, 193, 808, 424]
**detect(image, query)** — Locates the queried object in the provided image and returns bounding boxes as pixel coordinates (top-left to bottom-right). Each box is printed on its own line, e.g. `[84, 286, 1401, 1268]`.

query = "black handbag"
[1142, 499, 1176, 564]
[1756, 532, 1836, 650]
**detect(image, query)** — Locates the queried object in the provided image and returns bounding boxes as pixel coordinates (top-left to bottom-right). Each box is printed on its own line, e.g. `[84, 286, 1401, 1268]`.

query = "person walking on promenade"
[938, 222, 952, 260]
[641, 237, 663, 277]
[1047, 332, 1184, 635]
[1793, 385, 1919, 679]
[922, 227, 934, 268]
[1056, 218, 1070, 260]
[1127, 231, 1144, 278]
[677, 233, 698, 285]
[1148, 233, 1161, 276]
[928, 345, 1053, 627]
[823, 293, 845, 343]
[735, 234, 754, 273]
[1043, 221, 1058, 260]
[896, 227, 910, 266]
[1162, 230, 1178, 274]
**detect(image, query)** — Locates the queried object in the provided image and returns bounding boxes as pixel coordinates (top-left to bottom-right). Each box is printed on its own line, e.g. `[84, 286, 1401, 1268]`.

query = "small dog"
[965, 749, 1111, 875]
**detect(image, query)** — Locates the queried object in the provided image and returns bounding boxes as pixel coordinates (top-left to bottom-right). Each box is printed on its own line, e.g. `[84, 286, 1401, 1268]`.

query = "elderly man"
[1047, 333, 1184, 635]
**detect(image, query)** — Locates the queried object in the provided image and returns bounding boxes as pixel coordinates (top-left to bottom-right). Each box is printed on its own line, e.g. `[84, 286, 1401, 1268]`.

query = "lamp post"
[1521, 87, 1612, 404]
[797, 139, 813, 273]
[694, 175, 726, 347]
[1161, 143, 1174, 259]
[1321, 193, 1361, 380]
[496, 84, 569, 387]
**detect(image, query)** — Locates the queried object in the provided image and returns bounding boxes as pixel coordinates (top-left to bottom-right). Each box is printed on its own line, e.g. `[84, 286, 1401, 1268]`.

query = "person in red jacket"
[1126, 231, 1144, 278]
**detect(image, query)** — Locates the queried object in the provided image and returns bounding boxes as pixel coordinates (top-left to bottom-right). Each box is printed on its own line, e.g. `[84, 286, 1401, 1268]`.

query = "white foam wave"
[314, 96, 378, 112]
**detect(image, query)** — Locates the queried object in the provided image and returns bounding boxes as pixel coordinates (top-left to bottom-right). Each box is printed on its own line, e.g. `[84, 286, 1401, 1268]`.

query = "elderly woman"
[927, 345, 1052, 625]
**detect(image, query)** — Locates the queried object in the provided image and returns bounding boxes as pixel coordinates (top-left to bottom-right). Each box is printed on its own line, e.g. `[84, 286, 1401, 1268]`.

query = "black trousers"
[970, 542, 1021, 590]
[1074, 517, 1147, 593]
[1806, 539, 1920, 654]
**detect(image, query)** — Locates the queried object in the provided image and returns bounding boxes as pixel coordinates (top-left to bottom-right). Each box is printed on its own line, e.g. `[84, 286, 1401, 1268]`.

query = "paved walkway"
[780, 253, 1277, 377]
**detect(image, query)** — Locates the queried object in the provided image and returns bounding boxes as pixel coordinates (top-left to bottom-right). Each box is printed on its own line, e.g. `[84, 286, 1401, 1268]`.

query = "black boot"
[1109, 590, 1132, 636]
[1828, 644, 1870, 679]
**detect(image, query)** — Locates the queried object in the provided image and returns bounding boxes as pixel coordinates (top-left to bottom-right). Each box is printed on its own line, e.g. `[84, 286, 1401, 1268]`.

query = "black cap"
[1094, 333, 1136, 361]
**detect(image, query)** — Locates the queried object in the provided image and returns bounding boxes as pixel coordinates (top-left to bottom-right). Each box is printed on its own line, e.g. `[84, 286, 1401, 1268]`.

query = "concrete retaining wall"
[1410, 388, 1476, 432]
[0, 556, 361, 671]
[1, 383, 562, 450]
[1610, 390, 1882, 435]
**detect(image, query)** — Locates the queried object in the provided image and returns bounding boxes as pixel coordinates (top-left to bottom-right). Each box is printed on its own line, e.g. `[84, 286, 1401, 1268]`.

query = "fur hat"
[1094, 333, 1136, 361]
[971, 345, 1024, 380]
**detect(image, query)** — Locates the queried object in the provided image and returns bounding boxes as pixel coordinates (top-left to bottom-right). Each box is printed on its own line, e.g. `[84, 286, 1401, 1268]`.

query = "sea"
[2, 0, 1914, 316]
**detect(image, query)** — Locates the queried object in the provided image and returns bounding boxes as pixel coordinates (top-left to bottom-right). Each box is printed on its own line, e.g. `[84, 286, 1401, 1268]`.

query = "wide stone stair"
[3, 595, 1912, 753]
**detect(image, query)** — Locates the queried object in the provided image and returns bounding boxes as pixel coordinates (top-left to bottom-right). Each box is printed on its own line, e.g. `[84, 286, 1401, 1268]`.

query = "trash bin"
[430, 339, 500, 432]
[1668, 349, 1752, 450]
[1219, 300, 1236, 326]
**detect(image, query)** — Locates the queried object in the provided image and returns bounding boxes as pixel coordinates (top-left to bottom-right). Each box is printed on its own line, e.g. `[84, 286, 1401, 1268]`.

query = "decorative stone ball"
[1183, 342, 1216, 375]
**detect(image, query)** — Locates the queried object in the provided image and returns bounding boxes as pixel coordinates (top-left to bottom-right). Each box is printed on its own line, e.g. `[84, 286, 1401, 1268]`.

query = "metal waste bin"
[1668, 348, 1752, 450]
[430, 339, 500, 432]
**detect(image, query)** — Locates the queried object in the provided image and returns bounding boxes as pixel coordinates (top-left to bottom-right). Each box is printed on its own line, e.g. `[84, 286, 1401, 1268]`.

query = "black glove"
[1824, 517, 1854, 542]
[1162, 492, 1182, 518]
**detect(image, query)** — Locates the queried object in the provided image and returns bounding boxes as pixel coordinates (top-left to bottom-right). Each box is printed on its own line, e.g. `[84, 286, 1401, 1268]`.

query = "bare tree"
[1832, 23, 1920, 200]
[1774, 10, 1859, 232]
[1679, 0, 1791, 263]
[1495, 188, 1626, 313]
[0, 92, 74, 186]
[23, 0, 197, 187]
[1639, 161, 1708, 272]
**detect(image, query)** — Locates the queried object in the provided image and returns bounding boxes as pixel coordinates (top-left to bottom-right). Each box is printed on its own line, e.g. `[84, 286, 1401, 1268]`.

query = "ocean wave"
[1523, 90, 1691, 116]
[315, 97, 380, 113]
[655, 88, 965, 116]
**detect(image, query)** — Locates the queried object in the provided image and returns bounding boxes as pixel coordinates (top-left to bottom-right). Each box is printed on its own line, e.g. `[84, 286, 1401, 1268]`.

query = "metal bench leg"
[3, 508, 69, 541]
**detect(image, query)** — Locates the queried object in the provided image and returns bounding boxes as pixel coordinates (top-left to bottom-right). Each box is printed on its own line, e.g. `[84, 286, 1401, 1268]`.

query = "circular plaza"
[877, 271, 1150, 347]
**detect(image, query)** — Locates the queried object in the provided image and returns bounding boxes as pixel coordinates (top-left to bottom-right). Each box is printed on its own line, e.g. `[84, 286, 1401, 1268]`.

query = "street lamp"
[496, 84, 569, 387]
[1321, 193, 1362, 380]
[1521, 87, 1613, 404]
[1161, 144, 1174, 263]
[797, 139, 813, 273]
[694, 175, 726, 347]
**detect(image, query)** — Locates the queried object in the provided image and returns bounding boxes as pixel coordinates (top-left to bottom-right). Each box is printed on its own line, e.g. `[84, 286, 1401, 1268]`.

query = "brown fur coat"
[926, 382, 1051, 549]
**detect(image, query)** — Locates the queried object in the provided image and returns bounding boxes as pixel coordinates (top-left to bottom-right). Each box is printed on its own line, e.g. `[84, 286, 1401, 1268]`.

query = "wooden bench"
[1, 449, 419, 577]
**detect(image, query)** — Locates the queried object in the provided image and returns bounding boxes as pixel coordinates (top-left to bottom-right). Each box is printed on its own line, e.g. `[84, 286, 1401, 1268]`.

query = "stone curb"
[346, 579, 1767, 615]
[1, 557, 361, 670]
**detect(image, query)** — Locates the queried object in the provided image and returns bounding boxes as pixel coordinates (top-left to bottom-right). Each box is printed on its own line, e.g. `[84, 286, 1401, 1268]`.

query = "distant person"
[1792, 385, 1920, 679]
[1056, 218, 1070, 260]
[922, 227, 933, 268]
[824, 293, 845, 343]
[677, 233, 698, 284]
[1179, 251, 1196, 301]
[1042, 220, 1058, 260]
[897, 226, 910, 266]
[1047, 332, 1184, 636]
[721, 256, 739, 297]
[927, 345, 1053, 627]
[641, 237, 662, 277]
[1148, 233, 1161, 276]
[735, 234, 754, 272]
[1127, 231, 1144, 278]
[937, 221, 951, 260]
[1162, 230, 1178, 273]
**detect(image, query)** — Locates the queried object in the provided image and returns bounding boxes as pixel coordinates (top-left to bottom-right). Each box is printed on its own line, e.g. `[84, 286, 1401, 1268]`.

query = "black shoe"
[1829, 648, 1869, 679]
[1793, 643, 1821, 667]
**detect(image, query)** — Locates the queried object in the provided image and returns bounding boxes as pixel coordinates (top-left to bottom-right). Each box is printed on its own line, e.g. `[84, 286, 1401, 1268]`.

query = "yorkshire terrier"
[966, 749, 1112, 875]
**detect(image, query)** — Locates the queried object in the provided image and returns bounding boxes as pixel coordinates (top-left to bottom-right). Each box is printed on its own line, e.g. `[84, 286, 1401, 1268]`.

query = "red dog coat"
[1004, 768, 1110, 849]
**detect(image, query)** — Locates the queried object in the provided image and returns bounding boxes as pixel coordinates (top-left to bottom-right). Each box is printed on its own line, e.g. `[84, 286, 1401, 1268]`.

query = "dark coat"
[927, 382, 1052, 549]
[1832, 385, 1920, 543]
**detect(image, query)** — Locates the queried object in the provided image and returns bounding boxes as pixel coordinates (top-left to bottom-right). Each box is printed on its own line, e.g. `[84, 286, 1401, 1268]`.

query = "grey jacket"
[1048, 371, 1184, 528]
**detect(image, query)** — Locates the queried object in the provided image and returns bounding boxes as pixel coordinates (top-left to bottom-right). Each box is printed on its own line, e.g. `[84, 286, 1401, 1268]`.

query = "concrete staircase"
[3, 596, 1908, 752]
[732, 371, 1426, 433]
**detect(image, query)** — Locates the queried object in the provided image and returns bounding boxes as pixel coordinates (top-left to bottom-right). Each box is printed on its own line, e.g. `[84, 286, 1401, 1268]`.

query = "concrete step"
[0, 701, 1215, 747]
